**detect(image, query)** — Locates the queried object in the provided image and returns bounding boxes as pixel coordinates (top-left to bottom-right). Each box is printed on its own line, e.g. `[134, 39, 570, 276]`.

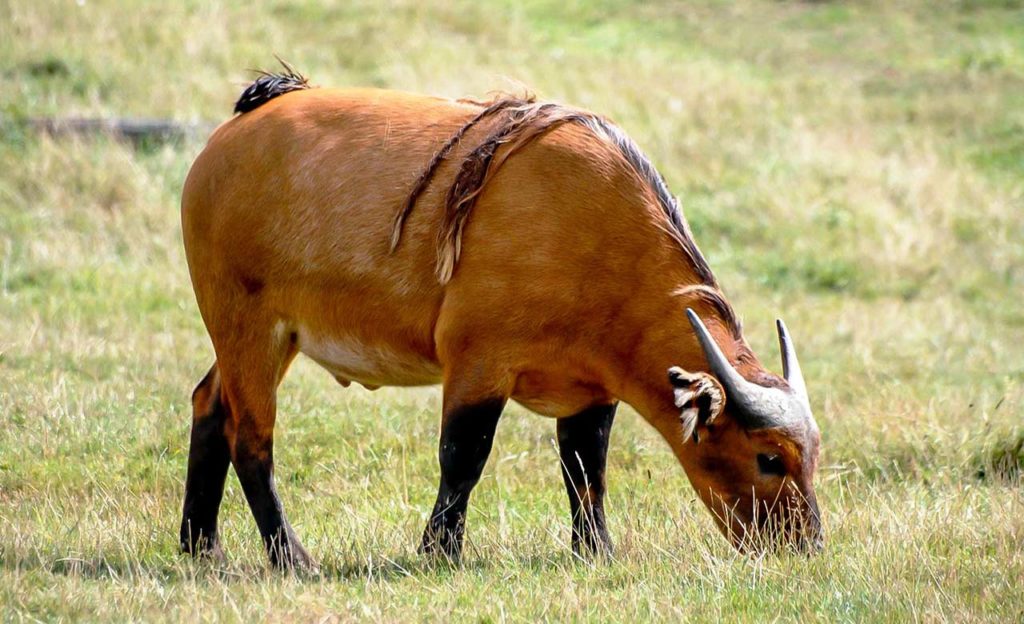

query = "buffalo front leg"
[180, 363, 231, 561]
[557, 403, 616, 557]
[420, 397, 506, 561]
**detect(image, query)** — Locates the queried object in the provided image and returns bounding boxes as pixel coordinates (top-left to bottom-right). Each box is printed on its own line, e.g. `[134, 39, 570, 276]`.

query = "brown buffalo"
[179, 66, 822, 571]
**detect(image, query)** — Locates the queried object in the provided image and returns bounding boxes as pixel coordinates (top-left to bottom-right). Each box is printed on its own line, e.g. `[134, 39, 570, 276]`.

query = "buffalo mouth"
[706, 498, 824, 555]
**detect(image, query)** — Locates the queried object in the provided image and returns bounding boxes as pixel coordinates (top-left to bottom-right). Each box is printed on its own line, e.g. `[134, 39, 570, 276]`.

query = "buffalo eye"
[757, 453, 786, 477]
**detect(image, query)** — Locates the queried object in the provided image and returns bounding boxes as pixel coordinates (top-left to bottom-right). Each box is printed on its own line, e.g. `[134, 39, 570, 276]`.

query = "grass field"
[1, 0, 1023, 621]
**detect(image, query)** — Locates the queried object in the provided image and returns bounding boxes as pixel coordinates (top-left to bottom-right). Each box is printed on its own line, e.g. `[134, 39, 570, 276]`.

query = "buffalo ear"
[668, 367, 726, 444]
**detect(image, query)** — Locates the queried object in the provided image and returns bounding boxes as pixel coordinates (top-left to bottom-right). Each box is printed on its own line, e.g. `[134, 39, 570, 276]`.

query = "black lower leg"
[420, 397, 506, 560]
[180, 366, 231, 558]
[557, 403, 616, 556]
[232, 433, 315, 571]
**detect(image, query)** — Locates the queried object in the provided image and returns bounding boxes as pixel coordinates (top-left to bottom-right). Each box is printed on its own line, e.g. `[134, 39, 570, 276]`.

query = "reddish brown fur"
[181, 87, 820, 553]
[391, 94, 535, 252]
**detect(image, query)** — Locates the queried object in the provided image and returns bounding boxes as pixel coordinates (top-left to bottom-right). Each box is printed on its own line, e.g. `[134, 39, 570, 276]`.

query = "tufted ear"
[668, 367, 726, 444]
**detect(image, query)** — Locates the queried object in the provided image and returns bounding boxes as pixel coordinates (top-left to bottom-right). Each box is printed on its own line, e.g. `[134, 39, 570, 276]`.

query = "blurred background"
[1, 1, 1021, 620]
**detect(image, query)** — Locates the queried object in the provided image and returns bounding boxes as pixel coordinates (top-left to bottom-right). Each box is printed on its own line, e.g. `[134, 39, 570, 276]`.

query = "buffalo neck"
[606, 263, 768, 452]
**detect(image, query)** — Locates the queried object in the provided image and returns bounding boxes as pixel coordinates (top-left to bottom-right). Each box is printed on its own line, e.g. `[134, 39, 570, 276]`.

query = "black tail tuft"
[233, 58, 311, 114]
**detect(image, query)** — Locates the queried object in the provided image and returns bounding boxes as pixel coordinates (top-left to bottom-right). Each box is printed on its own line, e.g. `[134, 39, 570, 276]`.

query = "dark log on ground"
[25, 118, 217, 146]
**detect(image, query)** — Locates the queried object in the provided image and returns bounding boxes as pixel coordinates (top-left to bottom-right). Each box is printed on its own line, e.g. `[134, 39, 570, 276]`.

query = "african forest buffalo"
[179, 66, 822, 571]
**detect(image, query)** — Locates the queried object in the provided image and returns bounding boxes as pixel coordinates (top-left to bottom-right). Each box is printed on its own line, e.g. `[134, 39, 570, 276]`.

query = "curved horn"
[776, 318, 808, 400]
[685, 308, 749, 398]
[686, 308, 789, 427]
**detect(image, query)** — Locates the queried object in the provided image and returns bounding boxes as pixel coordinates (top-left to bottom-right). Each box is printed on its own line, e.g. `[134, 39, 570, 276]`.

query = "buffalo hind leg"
[420, 396, 506, 561]
[180, 363, 231, 561]
[218, 348, 317, 573]
[557, 403, 616, 557]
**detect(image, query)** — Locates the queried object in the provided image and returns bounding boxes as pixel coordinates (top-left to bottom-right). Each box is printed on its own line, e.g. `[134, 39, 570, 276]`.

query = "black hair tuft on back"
[233, 57, 311, 114]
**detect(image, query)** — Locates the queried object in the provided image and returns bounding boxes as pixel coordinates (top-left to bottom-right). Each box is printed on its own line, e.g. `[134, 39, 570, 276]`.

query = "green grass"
[1, 0, 1023, 621]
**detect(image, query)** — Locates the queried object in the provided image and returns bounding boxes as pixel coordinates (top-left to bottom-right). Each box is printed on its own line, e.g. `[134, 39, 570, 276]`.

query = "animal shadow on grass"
[319, 548, 584, 582]
[7, 546, 586, 583]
